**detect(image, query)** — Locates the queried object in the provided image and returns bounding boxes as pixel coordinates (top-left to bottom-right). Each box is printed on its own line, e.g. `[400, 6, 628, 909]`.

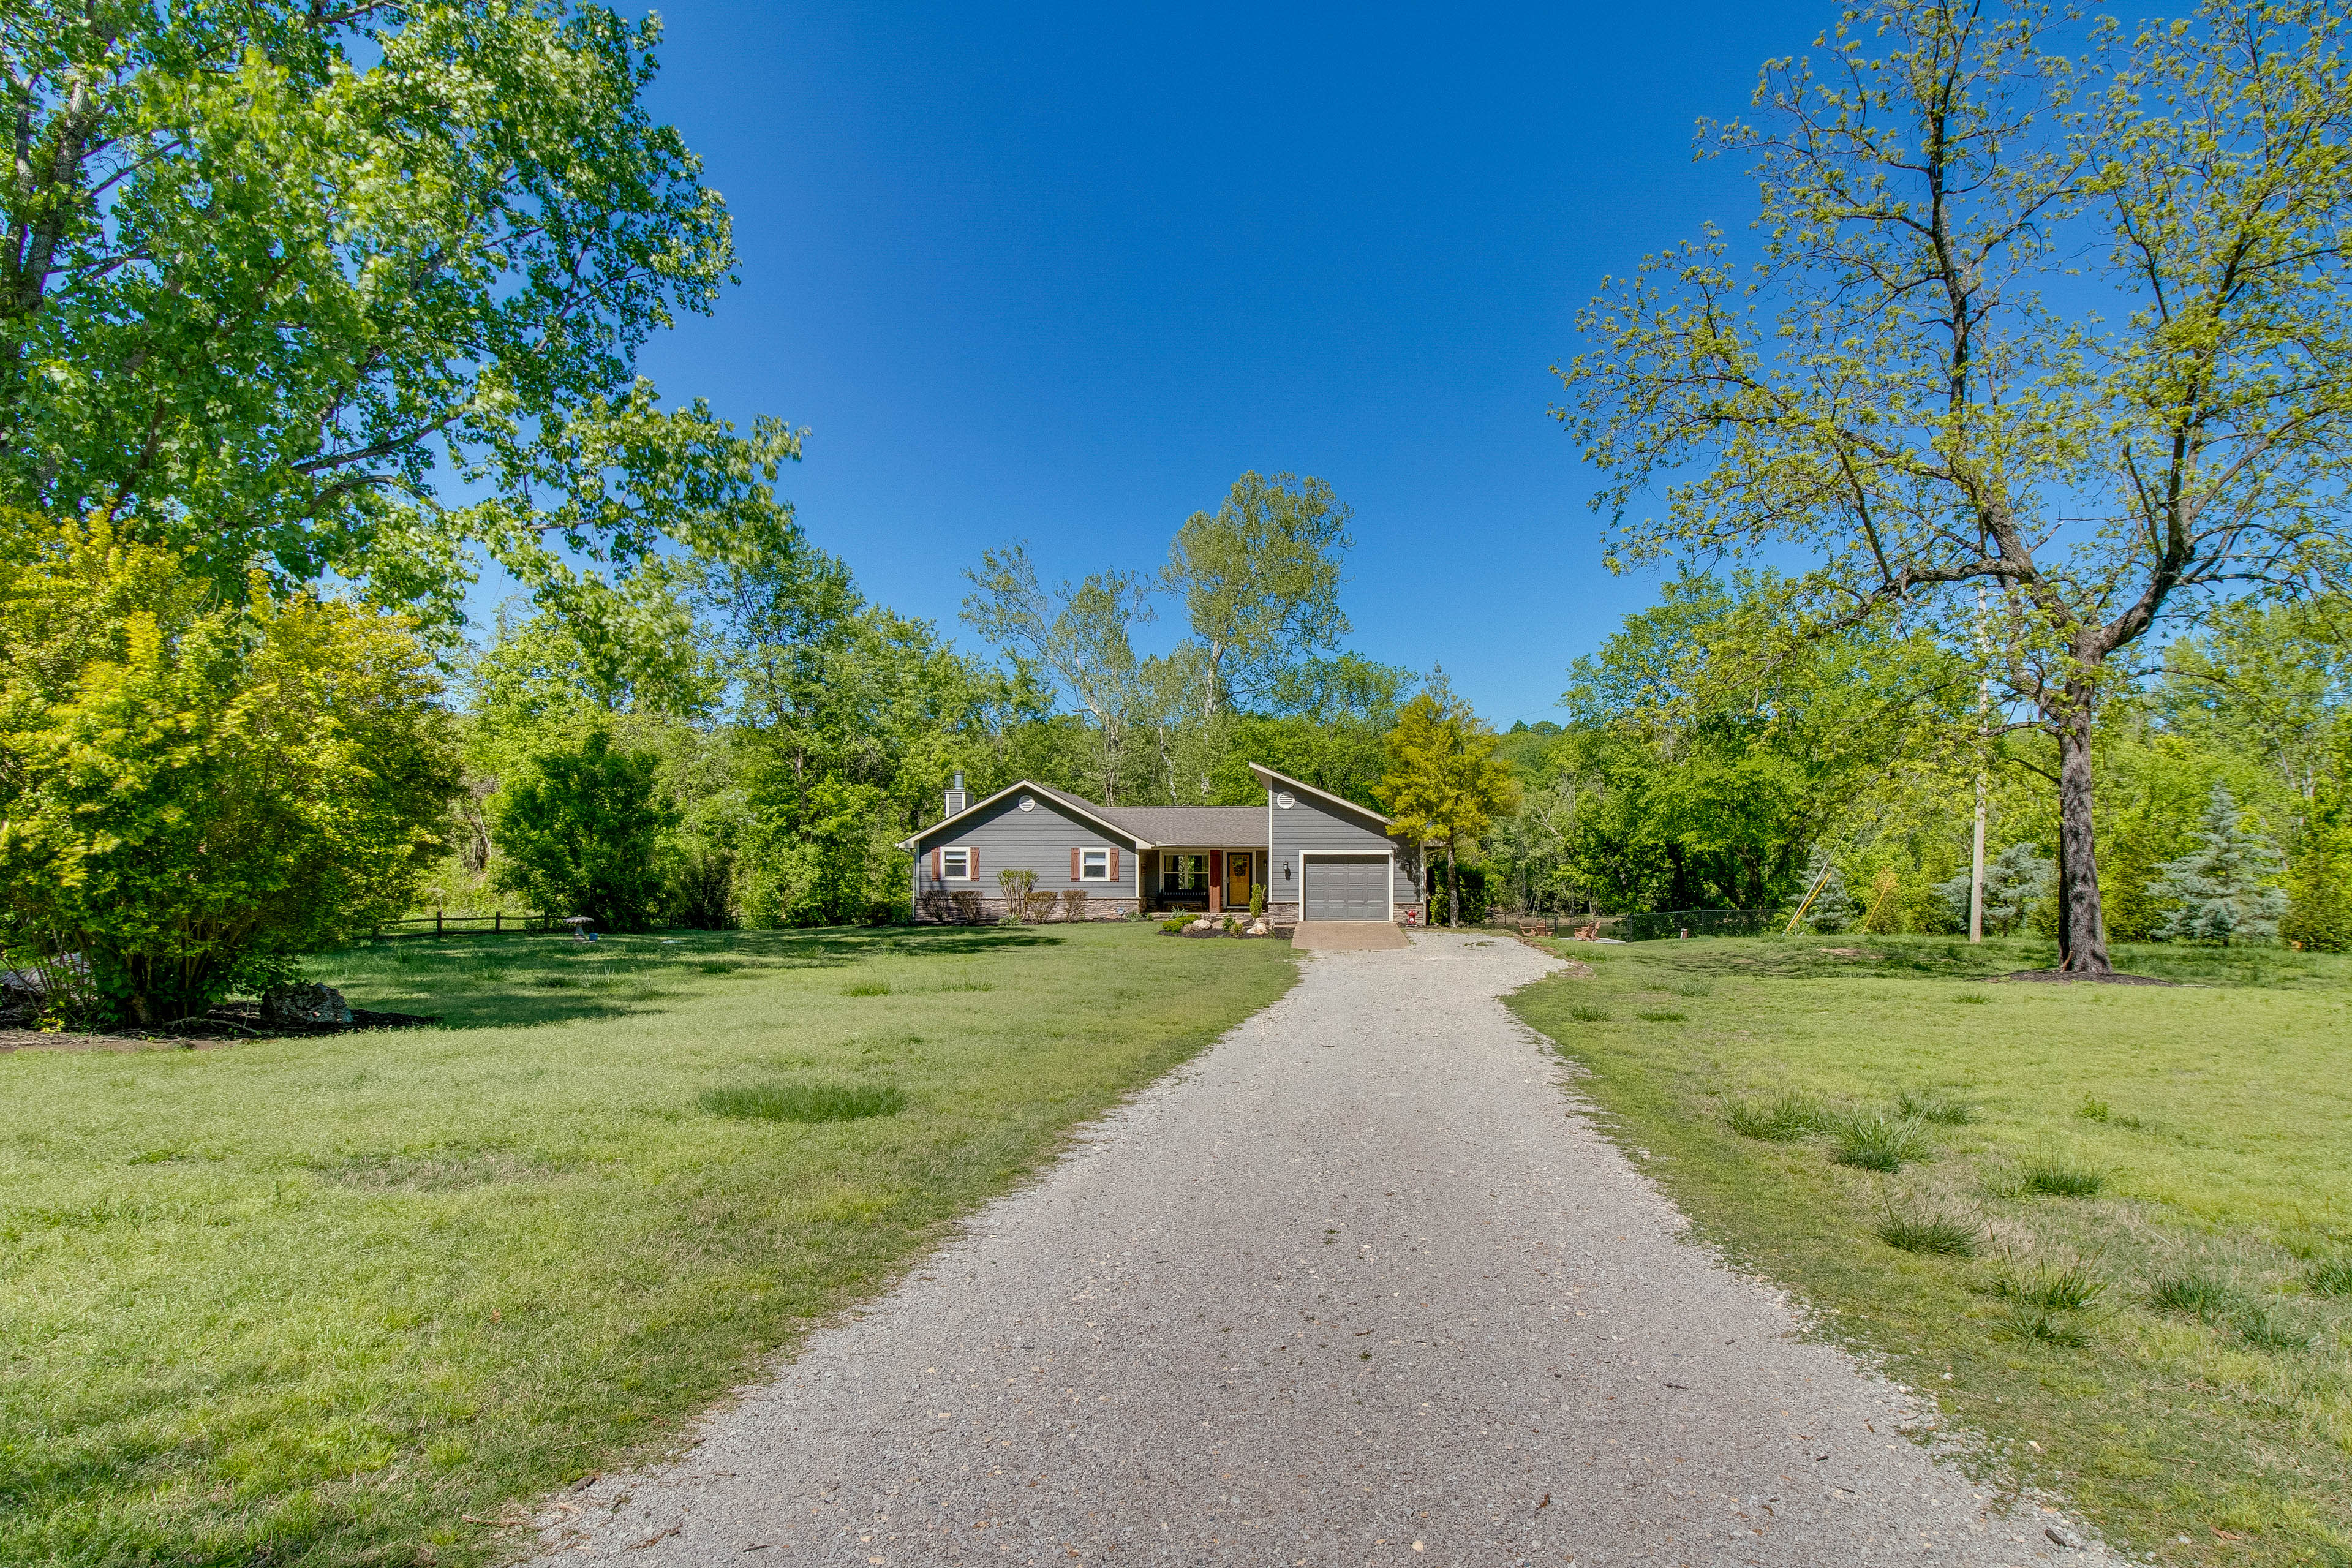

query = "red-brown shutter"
[1110, 848, 1121, 883]
[931, 848, 941, 880]
[1071, 846, 1082, 881]
[971, 850, 979, 882]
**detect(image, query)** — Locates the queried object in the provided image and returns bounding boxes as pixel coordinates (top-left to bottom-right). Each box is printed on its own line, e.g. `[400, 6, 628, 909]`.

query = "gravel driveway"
[535, 930, 2103, 1567]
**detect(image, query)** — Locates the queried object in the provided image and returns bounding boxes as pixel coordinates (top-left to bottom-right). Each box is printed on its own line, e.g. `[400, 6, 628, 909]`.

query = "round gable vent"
[1017, 794, 1036, 811]
[1275, 791, 1295, 809]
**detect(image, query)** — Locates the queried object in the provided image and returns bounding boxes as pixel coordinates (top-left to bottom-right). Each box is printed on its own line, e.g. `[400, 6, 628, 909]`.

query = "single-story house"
[896, 764, 1426, 925]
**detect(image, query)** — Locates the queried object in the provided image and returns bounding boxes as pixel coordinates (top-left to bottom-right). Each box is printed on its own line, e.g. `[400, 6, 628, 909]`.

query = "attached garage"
[1302, 852, 1392, 922]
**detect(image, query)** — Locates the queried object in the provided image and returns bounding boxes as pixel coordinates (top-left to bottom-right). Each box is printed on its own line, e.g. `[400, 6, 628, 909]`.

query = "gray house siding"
[897, 768, 1423, 926]
[908, 790, 1139, 922]
[1265, 791, 1423, 923]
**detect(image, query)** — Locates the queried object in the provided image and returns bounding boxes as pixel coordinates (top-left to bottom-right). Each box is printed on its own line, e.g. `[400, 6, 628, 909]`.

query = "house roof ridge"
[894, 778, 1157, 851]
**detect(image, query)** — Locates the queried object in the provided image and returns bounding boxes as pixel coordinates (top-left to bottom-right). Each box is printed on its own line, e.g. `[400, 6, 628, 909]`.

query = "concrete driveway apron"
[535, 930, 2105, 1568]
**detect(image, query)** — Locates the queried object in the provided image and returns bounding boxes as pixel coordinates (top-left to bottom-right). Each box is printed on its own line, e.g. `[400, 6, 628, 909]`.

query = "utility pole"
[1969, 585, 1989, 944]
[1969, 764, 1987, 942]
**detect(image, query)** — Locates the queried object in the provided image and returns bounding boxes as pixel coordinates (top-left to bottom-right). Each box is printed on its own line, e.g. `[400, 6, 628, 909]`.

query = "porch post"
[1208, 850, 1223, 914]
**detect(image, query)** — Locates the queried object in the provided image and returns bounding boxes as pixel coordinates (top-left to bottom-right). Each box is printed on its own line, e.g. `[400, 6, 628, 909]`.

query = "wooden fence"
[371, 913, 560, 938]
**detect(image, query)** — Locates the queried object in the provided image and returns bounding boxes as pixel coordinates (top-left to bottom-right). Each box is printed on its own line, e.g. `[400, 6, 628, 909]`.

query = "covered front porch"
[1140, 846, 1265, 916]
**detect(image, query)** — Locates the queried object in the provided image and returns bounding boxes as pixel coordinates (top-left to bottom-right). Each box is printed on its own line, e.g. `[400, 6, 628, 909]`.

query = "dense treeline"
[420, 472, 1418, 931]
[1466, 583, 2351, 951]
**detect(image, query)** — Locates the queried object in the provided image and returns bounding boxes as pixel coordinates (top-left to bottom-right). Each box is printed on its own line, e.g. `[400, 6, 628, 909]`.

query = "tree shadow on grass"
[1623, 934, 2349, 992]
[313, 922, 1065, 1031]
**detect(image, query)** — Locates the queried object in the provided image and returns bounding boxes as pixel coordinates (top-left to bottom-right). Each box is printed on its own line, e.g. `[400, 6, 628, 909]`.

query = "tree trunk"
[1447, 837, 1460, 929]
[2054, 684, 2112, 974]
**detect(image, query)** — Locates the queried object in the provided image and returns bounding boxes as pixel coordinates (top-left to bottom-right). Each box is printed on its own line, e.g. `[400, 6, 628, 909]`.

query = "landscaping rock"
[262, 982, 352, 1027]
[2044, 1525, 2086, 1551]
[1245, 919, 1270, 937]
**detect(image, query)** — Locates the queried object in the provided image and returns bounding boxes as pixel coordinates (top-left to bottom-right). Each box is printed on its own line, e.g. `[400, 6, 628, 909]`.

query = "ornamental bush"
[0, 517, 461, 1025]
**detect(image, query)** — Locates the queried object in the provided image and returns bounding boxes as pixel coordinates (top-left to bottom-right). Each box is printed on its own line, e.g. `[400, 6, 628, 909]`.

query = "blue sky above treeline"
[601, 0, 1832, 725]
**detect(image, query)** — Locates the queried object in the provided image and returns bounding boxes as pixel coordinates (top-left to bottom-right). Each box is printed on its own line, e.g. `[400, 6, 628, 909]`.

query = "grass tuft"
[1953, 992, 1992, 1005]
[842, 979, 892, 997]
[1634, 1009, 1688, 1023]
[2151, 1272, 2235, 1321]
[1992, 1255, 2107, 1311]
[698, 961, 736, 975]
[2018, 1156, 2105, 1197]
[1567, 1004, 1610, 1022]
[698, 1079, 908, 1123]
[2076, 1095, 2111, 1122]
[1875, 1209, 1982, 1256]
[1894, 1088, 1977, 1125]
[1725, 1091, 1825, 1142]
[2002, 1306, 2090, 1347]
[2235, 1309, 2312, 1352]
[2307, 1254, 2352, 1297]
[1830, 1110, 1935, 1171]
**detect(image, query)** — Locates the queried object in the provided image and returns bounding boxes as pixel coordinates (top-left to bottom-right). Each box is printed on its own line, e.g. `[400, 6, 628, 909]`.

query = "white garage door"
[1303, 854, 1390, 922]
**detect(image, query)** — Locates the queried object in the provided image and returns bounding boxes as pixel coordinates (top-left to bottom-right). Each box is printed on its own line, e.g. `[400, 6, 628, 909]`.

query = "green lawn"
[1507, 933, 2352, 1568]
[0, 922, 1297, 1567]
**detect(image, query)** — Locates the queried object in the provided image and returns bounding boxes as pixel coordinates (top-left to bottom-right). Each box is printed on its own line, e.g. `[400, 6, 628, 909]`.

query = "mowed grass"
[0, 922, 1296, 1567]
[1507, 933, 2352, 1568]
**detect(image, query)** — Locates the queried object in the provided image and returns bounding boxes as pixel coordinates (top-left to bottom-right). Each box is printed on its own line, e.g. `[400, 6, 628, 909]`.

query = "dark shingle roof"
[1023, 785, 1265, 848]
[1095, 804, 1267, 848]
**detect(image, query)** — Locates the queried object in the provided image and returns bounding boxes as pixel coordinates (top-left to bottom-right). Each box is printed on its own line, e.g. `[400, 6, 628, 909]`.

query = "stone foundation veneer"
[913, 894, 1141, 925]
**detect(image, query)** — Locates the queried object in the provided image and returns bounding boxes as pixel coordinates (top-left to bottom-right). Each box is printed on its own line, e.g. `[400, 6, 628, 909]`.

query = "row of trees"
[1452, 581, 2348, 951]
[956, 471, 1409, 811]
[421, 468, 1428, 936]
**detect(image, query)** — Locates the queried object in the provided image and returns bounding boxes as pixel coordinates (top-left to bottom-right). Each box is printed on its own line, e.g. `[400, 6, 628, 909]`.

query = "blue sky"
[608, 1, 1830, 725]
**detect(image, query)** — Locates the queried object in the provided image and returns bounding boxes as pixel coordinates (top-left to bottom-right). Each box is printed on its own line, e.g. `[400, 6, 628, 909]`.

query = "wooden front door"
[1226, 851, 1253, 911]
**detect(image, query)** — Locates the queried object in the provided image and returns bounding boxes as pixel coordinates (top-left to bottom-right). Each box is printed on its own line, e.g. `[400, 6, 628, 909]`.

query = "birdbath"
[565, 915, 596, 943]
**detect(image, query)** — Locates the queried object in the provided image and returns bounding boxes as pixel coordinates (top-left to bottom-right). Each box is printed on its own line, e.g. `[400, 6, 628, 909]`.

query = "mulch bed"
[0, 1005, 438, 1054]
[1993, 969, 2182, 986]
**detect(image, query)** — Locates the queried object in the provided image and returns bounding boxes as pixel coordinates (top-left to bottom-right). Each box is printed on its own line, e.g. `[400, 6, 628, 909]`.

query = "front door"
[1226, 851, 1254, 911]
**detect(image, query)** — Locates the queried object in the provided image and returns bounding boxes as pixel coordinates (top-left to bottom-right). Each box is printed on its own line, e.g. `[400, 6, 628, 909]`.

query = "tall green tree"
[1381, 685, 1518, 927]
[489, 729, 675, 932]
[1556, 0, 2352, 972]
[960, 541, 1153, 804]
[2, 0, 800, 643]
[1164, 472, 1352, 714]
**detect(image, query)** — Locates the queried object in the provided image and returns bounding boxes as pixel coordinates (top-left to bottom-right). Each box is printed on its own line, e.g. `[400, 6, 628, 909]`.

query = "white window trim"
[1299, 848, 1396, 922]
[939, 846, 973, 881]
[1079, 847, 1112, 882]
